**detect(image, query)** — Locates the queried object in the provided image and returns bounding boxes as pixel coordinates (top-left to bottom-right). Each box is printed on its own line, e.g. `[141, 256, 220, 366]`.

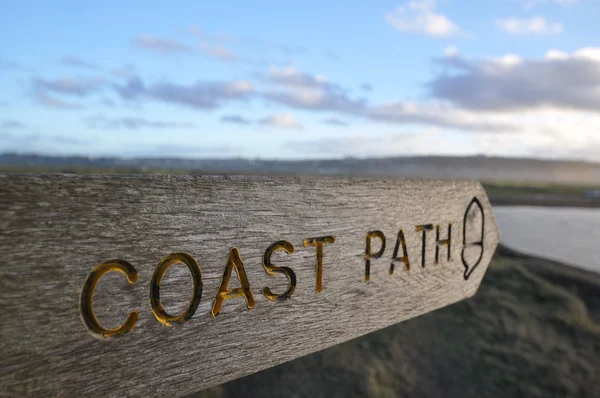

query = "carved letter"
[365, 231, 386, 282]
[415, 224, 434, 268]
[390, 229, 410, 274]
[263, 240, 297, 301]
[303, 236, 335, 293]
[435, 224, 452, 265]
[211, 248, 255, 316]
[80, 259, 138, 339]
[462, 197, 485, 280]
[150, 253, 203, 327]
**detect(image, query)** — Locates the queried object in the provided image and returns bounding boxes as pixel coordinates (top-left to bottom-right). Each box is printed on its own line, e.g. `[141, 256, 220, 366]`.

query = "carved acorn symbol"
[461, 197, 485, 280]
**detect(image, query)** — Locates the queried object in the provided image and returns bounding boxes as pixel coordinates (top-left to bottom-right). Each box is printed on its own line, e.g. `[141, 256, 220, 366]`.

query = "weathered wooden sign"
[0, 174, 499, 396]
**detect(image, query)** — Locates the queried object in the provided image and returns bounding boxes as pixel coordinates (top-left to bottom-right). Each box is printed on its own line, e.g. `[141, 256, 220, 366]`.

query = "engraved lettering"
[150, 253, 203, 327]
[211, 248, 255, 316]
[303, 236, 335, 293]
[462, 197, 485, 280]
[365, 230, 386, 282]
[415, 224, 434, 268]
[435, 224, 452, 265]
[263, 240, 297, 301]
[390, 229, 410, 274]
[80, 259, 139, 339]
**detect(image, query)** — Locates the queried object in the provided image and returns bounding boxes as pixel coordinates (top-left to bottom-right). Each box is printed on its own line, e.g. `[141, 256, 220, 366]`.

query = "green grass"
[482, 181, 598, 196]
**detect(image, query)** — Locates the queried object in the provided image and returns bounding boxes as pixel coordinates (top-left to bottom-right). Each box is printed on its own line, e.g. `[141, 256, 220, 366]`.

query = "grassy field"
[194, 246, 600, 398]
[481, 181, 597, 196]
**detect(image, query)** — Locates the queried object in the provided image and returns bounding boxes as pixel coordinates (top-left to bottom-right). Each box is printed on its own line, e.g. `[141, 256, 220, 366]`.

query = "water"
[493, 206, 600, 274]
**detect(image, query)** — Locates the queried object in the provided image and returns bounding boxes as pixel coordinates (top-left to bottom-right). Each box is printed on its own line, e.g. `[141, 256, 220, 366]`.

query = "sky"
[1, 0, 599, 160]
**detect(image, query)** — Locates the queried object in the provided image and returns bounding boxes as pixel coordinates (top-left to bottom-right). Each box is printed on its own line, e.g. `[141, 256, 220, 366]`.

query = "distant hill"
[2, 153, 600, 184]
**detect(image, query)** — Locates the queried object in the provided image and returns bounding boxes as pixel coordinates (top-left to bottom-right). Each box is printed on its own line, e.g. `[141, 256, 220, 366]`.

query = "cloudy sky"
[1, 0, 599, 160]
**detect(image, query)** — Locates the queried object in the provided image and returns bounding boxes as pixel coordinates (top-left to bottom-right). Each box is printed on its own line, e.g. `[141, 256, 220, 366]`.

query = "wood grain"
[0, 174, 499, 397]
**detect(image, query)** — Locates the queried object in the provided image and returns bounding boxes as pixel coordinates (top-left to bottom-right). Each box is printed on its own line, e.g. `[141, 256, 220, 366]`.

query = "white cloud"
[386, 0, 461, 38]
[33, 92, 83, 110]
[286, 108, 600, 161]
[258, 114, 303, 129]
[111, 65, 137, 78]
[32, 77, 106, 98]
[86, 114, 196, 130]
[265, 66, 365, 113]
[431, 47, 600, 111]
[31, 76, 106, 109]
[220, 115, 252, 125]
[475, 109, 600, 161]
[322, 117, 350, 127]
[133, 35, 191, 55]
[61, 56, 101, 70]
[113, 76, 254, 109]
[148, 80, 253, 109]
[199, 42, 237, 62]
[368, 101, 516, 133]
[544, 48, 600, 63]
[268, 66, 330, 88]
[496, 16, 563, 35]
[444, 46, 459, 57]
[360, 47, 600, 160]
[573, 47, 600, 62]
[493, 54, 523, 67]
[545, 49, 569, 60]
[284, 130, 475, 157]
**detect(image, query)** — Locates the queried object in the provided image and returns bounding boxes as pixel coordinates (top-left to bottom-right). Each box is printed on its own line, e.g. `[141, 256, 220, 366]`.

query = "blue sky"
[1, 0, 599, 159]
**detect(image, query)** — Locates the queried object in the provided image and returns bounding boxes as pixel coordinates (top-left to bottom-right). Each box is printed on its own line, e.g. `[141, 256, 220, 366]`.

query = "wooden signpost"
[0, 174, 499, 396]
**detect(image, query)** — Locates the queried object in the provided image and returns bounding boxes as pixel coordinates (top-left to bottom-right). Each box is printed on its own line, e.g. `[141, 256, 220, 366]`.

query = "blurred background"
[1, 1, 599, 397]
